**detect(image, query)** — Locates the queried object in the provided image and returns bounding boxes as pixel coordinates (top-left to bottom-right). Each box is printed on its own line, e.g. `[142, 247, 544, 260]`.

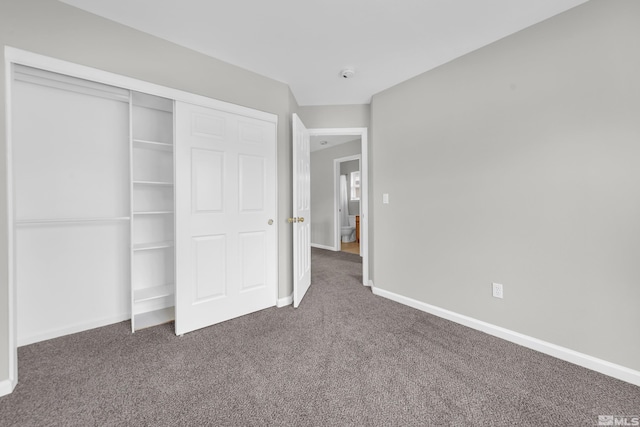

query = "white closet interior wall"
[13, 66, 132, 345]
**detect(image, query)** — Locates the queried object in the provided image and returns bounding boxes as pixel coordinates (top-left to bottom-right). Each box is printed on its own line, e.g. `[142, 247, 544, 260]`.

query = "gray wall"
[297, 105, 370, 129]
[371, 0, 640, 371]
[340, 160, 361, 216]
[310, 140, 361, 248]
[0, 0, 297, 383]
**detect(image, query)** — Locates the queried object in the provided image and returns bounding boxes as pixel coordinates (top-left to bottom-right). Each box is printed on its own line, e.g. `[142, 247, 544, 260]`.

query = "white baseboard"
[0, 378, 16, 397]
[18, 313, 130, 347]
[311, 243, 338, 251]
[277, 294, 293, 308]
[371, 286, 640, 387]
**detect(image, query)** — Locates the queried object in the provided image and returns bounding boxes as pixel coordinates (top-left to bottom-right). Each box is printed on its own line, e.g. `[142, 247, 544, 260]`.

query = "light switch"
[383, 193, 389, 204]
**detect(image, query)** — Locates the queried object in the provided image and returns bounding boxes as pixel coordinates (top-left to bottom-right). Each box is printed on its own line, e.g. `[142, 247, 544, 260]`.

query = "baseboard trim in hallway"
[371, 286, 640, 387]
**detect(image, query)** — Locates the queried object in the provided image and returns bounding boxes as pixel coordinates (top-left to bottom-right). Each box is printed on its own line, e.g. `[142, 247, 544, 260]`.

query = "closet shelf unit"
[130, 91, 176, 332]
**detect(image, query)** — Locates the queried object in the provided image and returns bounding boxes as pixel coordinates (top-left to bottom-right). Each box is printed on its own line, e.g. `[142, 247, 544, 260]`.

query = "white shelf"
[133, 241, 174, 251]
[16, 216, 130, 226]
[133, 284, 174, 303]
[132, 139, 173, 151]
[133, 180, 173, 186]
[133, 211, 174, 215]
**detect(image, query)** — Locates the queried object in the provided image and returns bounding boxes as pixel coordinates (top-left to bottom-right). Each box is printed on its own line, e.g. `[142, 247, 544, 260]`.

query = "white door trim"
[307, 127, 369, 286]
[3, 48, 17, 397]
[3, 46, 279, 396]
[333, 154, 361, 252]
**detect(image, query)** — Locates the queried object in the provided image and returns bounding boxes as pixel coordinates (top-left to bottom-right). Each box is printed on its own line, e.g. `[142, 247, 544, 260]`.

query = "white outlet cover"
[492, 283, 503, 299]
[383, 193, 389, 204]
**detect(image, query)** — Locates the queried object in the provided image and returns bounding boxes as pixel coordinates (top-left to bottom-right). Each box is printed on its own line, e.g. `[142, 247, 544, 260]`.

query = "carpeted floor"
[1, 248, 638, 426]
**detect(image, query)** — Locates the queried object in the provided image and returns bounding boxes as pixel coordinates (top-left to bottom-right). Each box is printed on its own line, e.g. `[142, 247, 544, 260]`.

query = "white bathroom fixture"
[341, 215, 356, 243]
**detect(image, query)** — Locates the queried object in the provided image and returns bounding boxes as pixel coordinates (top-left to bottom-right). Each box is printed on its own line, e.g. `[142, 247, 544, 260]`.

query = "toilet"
[341, 215, 356, 243]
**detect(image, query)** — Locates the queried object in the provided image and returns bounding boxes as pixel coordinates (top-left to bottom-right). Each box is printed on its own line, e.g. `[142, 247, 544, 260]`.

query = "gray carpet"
[1, 248, 638, 426]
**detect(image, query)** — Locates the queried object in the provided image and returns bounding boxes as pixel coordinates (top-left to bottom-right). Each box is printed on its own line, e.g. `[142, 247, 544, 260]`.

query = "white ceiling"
[60, 0, 589, 106]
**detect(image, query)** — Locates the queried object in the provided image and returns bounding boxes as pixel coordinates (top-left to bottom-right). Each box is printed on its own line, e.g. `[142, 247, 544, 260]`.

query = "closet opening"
[10, 65, 177, 344]
[5, 48, 279, 397]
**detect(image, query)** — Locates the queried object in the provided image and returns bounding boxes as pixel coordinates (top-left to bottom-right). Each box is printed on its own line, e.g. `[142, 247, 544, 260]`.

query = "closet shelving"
[130, 91, 176, 332]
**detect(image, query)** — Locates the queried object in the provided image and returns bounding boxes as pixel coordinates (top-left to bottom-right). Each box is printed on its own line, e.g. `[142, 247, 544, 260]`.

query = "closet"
[10, 61, 278, 345]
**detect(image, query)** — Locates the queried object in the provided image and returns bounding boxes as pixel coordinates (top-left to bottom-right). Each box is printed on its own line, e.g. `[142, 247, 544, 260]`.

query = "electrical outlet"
[492, 283, 504, 299]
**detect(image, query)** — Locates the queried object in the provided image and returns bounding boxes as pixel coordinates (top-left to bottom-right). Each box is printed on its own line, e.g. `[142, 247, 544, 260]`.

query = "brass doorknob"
[298, 217, 305, 223]
[288, 217, 297, 223]
[268, 219, 274, 225]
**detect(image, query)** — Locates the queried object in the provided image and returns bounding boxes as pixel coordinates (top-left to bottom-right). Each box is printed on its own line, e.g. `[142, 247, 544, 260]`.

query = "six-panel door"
[292, 114, 312, 308]
[175, 102, 277, 335]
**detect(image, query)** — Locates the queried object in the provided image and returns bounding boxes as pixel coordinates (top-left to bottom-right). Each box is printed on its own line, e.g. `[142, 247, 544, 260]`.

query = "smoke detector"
[340, 68, 355, 79]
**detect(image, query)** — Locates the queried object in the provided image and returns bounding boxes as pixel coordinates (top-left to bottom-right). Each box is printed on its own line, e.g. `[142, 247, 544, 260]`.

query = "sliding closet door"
[174, 101, 277, 335]
[12, 66, 131, 345]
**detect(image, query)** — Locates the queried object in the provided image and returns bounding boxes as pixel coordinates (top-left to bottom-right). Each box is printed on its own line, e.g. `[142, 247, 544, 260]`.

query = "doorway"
[308, 128, 369, 286]
[334, 155, 361, 256]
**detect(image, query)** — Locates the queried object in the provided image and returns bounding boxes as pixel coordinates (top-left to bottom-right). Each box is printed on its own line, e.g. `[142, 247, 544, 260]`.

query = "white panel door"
[175, 102, 277, 335]
[292, 114, 311, 308]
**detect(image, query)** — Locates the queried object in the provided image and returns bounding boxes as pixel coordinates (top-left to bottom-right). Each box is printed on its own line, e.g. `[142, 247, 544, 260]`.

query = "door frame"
[3, 46, 279, 396]
[333, 154, 361, 253]
[308, 127, 369, 286]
